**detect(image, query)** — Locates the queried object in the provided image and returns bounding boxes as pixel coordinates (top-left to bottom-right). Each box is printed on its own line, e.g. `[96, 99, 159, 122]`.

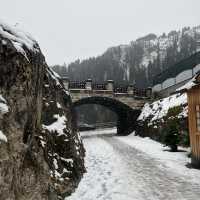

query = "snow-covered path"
[66, 129, 200, 200]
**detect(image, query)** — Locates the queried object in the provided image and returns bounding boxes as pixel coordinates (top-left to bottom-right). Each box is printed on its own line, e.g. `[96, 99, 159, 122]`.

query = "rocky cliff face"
[0, 21, 85, 200]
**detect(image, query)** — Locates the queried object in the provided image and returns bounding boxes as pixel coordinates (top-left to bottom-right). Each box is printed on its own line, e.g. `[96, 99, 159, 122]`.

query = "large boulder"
[0, 21, 85, 200]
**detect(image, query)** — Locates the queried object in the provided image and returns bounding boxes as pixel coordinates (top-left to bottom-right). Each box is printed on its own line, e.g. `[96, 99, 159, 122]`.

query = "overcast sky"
[1, 0, 200, 65]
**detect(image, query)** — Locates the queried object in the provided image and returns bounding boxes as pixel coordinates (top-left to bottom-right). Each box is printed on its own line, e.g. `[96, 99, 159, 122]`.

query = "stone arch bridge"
[62, 78, 152, 135]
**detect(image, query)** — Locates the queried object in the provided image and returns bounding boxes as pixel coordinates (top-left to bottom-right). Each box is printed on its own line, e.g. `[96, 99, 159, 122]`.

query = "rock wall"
[42, 67, 85, 198]
[0, 21, 85, 200]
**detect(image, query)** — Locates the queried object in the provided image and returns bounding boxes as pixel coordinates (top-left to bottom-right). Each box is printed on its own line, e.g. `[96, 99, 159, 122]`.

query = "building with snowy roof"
[152, 52, 200, 97]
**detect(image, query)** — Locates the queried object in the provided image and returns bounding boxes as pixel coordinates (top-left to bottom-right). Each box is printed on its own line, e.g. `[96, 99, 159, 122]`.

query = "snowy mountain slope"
[67, 25, 200, 88]
[108, 26, 200, 73]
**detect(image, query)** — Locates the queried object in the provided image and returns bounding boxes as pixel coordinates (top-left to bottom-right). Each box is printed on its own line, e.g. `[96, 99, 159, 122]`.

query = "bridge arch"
[73, 96, 141, 135]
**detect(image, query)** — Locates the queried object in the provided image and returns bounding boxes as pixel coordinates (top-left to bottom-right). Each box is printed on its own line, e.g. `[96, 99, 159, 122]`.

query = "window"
[196, 105, 200, 132]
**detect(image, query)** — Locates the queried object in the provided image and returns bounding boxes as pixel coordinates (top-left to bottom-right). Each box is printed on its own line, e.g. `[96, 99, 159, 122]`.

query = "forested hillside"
[52, 25, 200, 88]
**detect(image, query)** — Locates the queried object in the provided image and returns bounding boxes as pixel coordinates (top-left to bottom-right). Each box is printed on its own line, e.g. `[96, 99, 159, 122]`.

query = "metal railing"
[62, 78, 152, 98]
[69, 81, 86, 89]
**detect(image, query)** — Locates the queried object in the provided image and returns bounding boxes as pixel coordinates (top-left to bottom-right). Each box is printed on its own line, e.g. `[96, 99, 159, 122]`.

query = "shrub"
[163, 119, 180, 151]
[162, 106, 182, 152]
[180, 130, 190, 147]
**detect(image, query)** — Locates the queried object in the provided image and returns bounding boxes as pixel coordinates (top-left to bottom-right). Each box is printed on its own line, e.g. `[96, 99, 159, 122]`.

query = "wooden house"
[179, 73, 200, 168]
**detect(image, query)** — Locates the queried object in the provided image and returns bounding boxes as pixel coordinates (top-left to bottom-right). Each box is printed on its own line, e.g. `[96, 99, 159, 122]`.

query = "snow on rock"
[43, 114, 67, 136]
[138, 93, 188, 123]
[0, 130, 7, 143]
[46, 67, 63, 87]
[48, 152, 74, 183]
[53, 158, 59, 170]
[49, 67, 61, 79]
[46, 67, 70, 95]
[39, 136, 46, 148]
[57, 102, 62, 109]
[0, 19, 40, 60]
[0, 94, 8, 114]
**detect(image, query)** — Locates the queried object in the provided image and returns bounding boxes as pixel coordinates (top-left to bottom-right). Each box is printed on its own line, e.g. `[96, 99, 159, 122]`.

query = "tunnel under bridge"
[73, 96, 141, 136]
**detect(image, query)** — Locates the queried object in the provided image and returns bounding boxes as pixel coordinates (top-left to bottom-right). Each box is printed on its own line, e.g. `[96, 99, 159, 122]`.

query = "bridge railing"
[69, 81, 86, 89]
[92, 83, 107, 90]
[133, 88, 148, 97]
[61, 78, 152, 98]
[114, 86, 128, 93]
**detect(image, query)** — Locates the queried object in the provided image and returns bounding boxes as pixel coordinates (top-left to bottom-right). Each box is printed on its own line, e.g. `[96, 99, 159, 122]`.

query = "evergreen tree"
[163, 107, 182, 152]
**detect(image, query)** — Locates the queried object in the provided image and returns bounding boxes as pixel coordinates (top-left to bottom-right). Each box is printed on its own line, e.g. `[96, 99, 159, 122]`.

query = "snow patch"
[57, 102, 62, 109]
[43, 114, 66, 136]
[53, 158, 58, 170]
[0, 130, 7, 143]
[0, 19, 39, 60]
[47, 67, 62, 87]
[40, 140, 46, 147]
[176, 76, 197, 91]
[0, 94, 9, 114]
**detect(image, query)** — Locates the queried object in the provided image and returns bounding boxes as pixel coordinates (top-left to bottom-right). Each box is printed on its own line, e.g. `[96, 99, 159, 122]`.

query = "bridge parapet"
[61, 78, 152, 99]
